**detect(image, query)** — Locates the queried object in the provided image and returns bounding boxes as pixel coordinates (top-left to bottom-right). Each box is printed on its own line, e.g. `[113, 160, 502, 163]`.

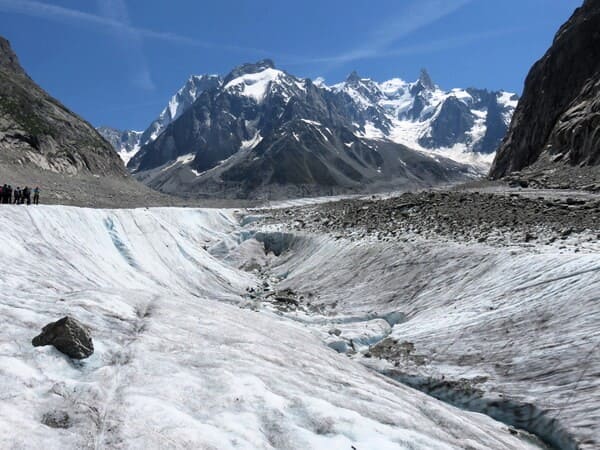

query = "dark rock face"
[419, 96, 475, 148]
[419, 88, 517, 154]
[417, 68, 435, 91]
[490, 0, 600, 178]
[0, 36, 126, 176]
[136, 74, 222, 154]
[473, 91, 512, 154]
[32, 316, 94, 359]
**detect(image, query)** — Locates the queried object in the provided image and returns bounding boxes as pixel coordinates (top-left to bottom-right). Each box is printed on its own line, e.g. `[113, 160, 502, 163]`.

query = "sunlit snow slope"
[0, 206, 541, 449]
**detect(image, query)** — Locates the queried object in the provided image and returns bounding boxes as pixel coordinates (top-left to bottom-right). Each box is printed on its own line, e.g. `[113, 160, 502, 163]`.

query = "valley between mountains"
[1, 1, 600, 449]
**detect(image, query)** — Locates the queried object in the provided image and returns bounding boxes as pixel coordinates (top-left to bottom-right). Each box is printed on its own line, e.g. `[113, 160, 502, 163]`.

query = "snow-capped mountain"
[96, 127, 142, 165]
[331, 68, 518, 163]
[130, 60, 473, 199]
[112, 60, 517, 199]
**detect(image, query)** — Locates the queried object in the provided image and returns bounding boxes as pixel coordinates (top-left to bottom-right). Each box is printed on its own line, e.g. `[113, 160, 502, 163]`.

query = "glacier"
[1, 205, 595, 448]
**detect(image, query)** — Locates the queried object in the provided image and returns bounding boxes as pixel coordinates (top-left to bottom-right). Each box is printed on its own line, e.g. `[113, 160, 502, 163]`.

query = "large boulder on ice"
[32, 316, 94, 359]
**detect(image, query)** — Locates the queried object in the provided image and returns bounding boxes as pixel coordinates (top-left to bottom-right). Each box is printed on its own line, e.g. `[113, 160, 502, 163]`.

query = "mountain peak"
[184, 73, 222, 92]
[346, 70, 362, 84]
[418, 68, 435, 90]
[190, 73, 220, 82]
[0, 37, 26, 76]
[224, 59, 277, 85]
[256, 58, 275, 70]
[410, 69, 435, 95]
[129, 56, 517, 187]
[313, 77, 327, 88]
[236, 59, 275, 73]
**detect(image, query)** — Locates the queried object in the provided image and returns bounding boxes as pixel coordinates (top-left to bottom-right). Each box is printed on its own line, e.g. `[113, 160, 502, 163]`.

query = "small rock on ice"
[32, 316, 94, 359]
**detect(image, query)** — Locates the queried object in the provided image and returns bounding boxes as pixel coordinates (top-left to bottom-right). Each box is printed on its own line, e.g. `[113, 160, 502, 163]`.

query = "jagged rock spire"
[346, 70, 362, 83]
[418, 68, 434, 90]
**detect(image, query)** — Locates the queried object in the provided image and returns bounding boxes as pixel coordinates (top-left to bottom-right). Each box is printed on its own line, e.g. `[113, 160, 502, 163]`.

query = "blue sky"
[0, 0, 582, 131]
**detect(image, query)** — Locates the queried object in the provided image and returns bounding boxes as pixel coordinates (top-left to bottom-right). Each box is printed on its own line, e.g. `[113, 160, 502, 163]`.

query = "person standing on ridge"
[13, 187, 20, 204]
[5, 185, 12, 204]
[33, 187, 40, 205]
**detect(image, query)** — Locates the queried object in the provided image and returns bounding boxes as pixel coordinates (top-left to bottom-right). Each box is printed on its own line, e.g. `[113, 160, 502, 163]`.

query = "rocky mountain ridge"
[129, 60, 477, 199]
[490, 0, 600, 182]
[0, 36, 191, 207]
[329, 68, 517, 157]
[122, 64, 517, 167]
[104, 59, 517, 199]
[138, 74, 222, 149]
[0, 37, 126, 177]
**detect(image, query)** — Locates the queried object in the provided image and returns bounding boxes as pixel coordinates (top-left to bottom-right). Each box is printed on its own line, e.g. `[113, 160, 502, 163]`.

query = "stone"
[41, 410, 71, 429]
[32, 316, 94, 359]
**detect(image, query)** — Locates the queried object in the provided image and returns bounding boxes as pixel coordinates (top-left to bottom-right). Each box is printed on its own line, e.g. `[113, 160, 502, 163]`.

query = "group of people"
[0, 184, 40, 205]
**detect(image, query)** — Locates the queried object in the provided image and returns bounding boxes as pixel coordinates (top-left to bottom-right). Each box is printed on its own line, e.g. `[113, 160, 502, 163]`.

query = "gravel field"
[265, 188, 600, 249]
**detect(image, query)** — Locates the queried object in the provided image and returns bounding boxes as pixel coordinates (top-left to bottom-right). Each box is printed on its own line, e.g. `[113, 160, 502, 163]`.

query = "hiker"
[23, 186, 31, 205]
[0, 185, 4, 204]
[4, 185, 12, 204]
[33, 187, 40, 205]
[13, 187, 21, 204]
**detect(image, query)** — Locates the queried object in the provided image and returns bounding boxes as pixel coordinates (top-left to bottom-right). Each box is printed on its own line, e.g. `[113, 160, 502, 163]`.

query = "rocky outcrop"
[0, 36, 126, 176]
[32, 316, 94, 359]
[490, 0, 600, 178]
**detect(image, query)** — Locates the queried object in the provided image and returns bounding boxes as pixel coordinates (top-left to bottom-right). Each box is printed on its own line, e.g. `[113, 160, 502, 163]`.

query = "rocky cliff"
[0, 37, 126, 176]
[490, 0, 600, 179]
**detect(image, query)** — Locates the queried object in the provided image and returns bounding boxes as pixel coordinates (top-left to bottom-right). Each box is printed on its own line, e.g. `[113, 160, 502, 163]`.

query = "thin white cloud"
[285, 28, 517, 66]
[286, 0, 475, 68]
[366, 0, 474, 51]
[0, 0, 268, 55]
[381, 28, 522, 58]
[96, 0, 154, 91]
